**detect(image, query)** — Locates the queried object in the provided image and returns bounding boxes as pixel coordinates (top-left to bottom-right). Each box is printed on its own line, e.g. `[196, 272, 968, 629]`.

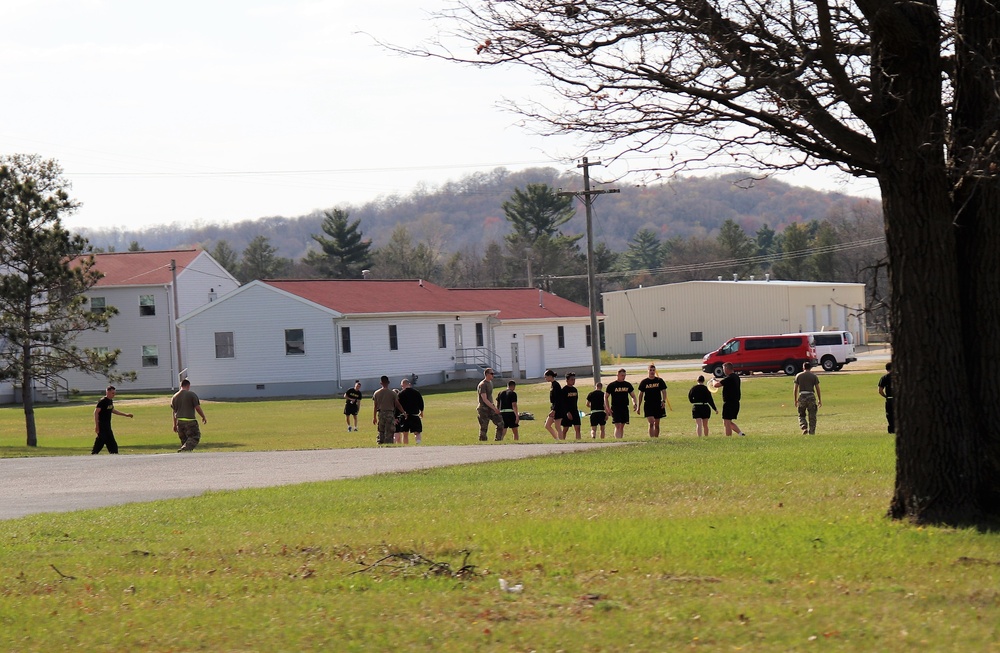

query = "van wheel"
[783, 360, 799, 376]
[834, 364, 844, 371]
[821, 356, 837, 372]
[712, 365, 726, 378]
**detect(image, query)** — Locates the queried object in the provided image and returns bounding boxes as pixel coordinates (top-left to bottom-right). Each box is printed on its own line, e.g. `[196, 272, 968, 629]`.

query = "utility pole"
[559, 157, 619, 384]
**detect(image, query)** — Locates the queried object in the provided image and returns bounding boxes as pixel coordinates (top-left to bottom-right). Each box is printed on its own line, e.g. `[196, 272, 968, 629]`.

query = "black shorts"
[691, 405, 712, 420]
[589, 411, 607, 427]
[401, 415, 422, 433]
[643, 403, 665, 419]
[722, 402, 740, 420]
[501, 412, 518, 428]
[561, 413, 581, 427]
[611, 405, 630, 424]
[344, 403, 359, 416]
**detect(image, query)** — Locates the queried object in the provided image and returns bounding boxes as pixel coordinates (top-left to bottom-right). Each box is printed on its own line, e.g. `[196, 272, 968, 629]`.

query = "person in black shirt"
[497, 380, 521, 441]
[560, 372, 582, 440]
[605, 368, 636, 439]
[878, 362, 894, 434]
[397, 378, 424, 444]
[636, 364, 668, 438]
[688, 375, 718, 436]
[543, 369, 562, 440]
[92, 385, 133, 455]
[586, 382, 607, 439]
[344, 380, 362, 432]
[711, 363, 746, 436]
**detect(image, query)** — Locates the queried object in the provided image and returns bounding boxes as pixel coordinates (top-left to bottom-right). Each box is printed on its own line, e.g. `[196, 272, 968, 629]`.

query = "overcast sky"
[2, 0, 877, 232]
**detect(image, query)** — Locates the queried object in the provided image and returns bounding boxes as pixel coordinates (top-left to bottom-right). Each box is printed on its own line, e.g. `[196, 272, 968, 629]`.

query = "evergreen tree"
[502, 183, 581, 286]
[210, 240, 240, 278]
[716, 219, 758, 278]
[240, 235, 289, 282]
[0, 155, 130, 447]
[622, 229, 665, 273]
[303, 209, 372, 279]
[771, 223, 814, 280]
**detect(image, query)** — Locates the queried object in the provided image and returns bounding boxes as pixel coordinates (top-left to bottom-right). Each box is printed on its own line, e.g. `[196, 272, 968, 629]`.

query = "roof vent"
[539, 289, 545, 308]
[418, 279, 423, 287]
[717, 276, 722, 281]
[750, 275, 755, 281]
[361, 269, 371, 280]
[765, 273, 771, 282]
[733, 274, 738, 282]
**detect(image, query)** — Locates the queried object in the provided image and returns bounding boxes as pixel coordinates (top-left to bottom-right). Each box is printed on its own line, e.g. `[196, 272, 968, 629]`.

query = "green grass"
[1, 371, 997, 651]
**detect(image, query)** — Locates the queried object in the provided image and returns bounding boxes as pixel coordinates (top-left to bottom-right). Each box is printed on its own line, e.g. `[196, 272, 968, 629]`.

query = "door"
[525, 335, 544, 378]
[510, 343, 522, 379]
[624, 333, 638, 357]
[454, 323, 465, 363]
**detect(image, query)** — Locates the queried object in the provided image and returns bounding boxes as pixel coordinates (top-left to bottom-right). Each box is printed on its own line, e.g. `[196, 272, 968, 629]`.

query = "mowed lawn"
[1, 368, 998, 651]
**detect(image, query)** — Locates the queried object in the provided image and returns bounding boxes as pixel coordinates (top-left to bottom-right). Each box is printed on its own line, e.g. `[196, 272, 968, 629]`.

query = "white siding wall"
[603, 281, 866, 357]
[494, 319, 595, 378]
[176, 252, 240, 316]
[62, 285, 178, 392]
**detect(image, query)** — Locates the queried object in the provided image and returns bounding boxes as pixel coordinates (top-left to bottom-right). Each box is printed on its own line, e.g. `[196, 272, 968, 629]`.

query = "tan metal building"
[602, 279, 867, 358]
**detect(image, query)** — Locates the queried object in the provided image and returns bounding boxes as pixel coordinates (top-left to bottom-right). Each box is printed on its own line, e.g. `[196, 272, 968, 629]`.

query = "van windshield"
[720, 340, 740, 355]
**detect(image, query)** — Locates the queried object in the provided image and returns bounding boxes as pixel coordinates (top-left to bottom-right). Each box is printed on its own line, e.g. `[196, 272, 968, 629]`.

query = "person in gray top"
[172, 379, 207, 452]
[793, 362, 822, 435]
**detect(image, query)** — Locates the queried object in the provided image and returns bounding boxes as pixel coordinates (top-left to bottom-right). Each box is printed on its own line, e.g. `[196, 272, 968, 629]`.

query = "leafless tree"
[400, 0, 1000, 525]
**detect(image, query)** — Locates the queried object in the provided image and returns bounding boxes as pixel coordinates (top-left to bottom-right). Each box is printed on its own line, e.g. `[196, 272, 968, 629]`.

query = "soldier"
[477, 368, 505, 441]
[172, 378, 207, 452]
[372, 375, 405, 445]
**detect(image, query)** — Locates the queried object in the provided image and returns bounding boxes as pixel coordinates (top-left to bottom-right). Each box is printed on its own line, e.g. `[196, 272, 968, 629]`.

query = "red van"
[702, 335, 818, 377]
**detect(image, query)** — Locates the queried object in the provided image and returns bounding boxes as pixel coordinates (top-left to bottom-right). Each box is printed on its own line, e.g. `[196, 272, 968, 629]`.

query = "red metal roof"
[262, 279, 595, 320]
[73, 250, 202, 287]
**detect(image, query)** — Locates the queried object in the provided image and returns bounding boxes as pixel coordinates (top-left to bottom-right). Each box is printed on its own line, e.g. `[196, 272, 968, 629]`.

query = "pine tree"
[303, 209, 372, 279]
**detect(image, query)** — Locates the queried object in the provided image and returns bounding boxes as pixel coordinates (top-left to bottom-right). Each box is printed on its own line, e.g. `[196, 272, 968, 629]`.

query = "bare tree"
[404, 1, 1000, 524]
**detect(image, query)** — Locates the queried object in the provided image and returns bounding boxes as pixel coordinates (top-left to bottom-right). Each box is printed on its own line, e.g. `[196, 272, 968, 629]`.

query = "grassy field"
[2, 367, 998, 651]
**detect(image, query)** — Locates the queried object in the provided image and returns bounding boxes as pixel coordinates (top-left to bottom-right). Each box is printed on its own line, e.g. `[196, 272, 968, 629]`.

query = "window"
[215, 332, 235, 358]
[285, 328, 305, 355]
[690, 332, 703, 342]
[94, 346, 110, 357]
[438, 324, 447, 348]
[475, 323, 484, 347]
[139, 294, 155, 316]
[585, 324, 592, 347]
[90, 297, 106, 315]
[557, 326, 565, 349]
[341, 326, 351, 353]
[721, 340, 740, 355]
[389, 325, 398, 351]
[142, 345, 159, 367]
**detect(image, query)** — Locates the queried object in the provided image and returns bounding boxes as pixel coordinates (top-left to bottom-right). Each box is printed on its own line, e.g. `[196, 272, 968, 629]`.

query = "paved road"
[0, 443, 617, 521]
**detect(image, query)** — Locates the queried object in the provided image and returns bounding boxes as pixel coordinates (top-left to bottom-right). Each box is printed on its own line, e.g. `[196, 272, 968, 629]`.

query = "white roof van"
[784, 330, 856, 372]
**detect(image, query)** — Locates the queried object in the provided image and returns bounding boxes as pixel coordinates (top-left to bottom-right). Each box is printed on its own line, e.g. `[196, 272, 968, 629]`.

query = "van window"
[814, 334, 840, 346]
[720, 340, 740, 355]
[746, 336, 800, 351]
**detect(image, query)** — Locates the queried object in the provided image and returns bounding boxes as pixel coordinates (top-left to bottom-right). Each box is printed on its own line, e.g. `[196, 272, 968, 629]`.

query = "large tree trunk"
[951, 0, 1000, 511]
[871, 4, 983, 523]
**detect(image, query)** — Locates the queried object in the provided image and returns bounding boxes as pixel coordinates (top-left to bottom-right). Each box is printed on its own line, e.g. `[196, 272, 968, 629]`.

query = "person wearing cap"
[477, 368, 505, 441]
[560, 372, 582, 440]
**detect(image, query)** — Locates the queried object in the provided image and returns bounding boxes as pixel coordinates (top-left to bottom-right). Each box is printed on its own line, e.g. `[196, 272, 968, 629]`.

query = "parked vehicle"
[785, 330, 857, 372]
[702, 335, 818, 377]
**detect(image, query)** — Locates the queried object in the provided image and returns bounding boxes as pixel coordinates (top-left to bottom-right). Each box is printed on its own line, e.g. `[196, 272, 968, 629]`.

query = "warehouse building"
[602, 278, 866, 358]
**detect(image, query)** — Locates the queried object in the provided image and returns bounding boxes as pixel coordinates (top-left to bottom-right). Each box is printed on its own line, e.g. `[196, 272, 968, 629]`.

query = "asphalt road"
[0, 443, 617, 521]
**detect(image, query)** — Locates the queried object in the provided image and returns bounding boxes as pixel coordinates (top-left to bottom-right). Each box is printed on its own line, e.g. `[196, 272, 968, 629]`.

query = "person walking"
[587, 381, 607, 439]
[497, 380, 521, 441]
[372, 375, 405, 445]
[343, 380, 362, 432]
[687, 376, 717, 437]
[712, 363, 746, 437]
[793, 361, 822, 434]
[92, 385, 133, 454]
[543, 369, 562, 439]
[171, 378, 207, 452]
[397, 378, 424, 444]
[636, 364, 667, 438]
[477, 368, 505, 442]
[878, 362, 894, 433]
[605, 368, 636, 439]
[560, 372, 582, 440]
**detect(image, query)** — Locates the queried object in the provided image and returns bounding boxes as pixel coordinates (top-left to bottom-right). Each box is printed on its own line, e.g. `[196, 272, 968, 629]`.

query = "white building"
[602, 279, 866, 358]
[176, 279, 599, 399]
[54, 250, 240, 396]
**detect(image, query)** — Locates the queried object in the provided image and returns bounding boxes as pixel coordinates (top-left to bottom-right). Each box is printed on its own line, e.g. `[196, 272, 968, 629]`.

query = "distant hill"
[77, 169, 875, 260]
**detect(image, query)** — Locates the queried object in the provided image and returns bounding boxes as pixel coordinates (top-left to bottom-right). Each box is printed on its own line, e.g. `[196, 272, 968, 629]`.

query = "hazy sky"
[2, 1, 877, 232]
